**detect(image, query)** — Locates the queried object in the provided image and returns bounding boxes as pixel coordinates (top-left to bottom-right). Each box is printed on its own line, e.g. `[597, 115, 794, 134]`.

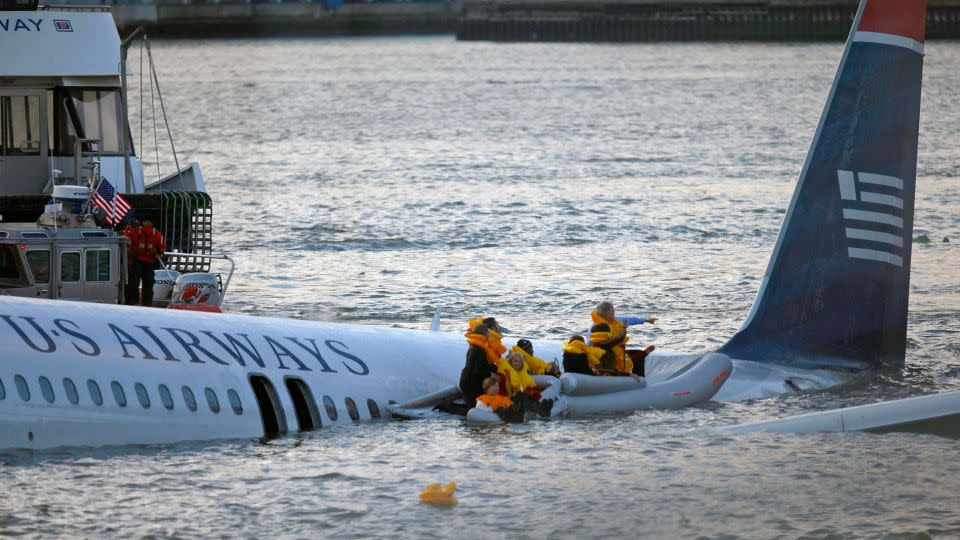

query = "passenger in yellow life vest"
[467, 316, 507, 359]
[475, 376, 512, 412]
[459, 323, 500, 407]
[589, 301, 657, 380]
[561, 335, 605, 375]
[490, 354, 555, 420]
[511, 339, 560, 377]
[497, 352, 538, 397]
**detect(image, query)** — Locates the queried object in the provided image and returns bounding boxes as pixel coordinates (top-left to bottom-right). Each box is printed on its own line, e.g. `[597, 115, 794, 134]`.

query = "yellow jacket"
[589, 310, 632, 373]
[496, 357, 537, 396]
[467, 316, 506, 358]
[509, 345, 552, 375]
[561, 339, 605, 369]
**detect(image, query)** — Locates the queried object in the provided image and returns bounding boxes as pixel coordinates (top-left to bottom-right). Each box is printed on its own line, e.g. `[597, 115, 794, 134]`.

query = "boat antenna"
[144, 36, 186, 191]
[119, 26, 143, 193]
[149, 43, 161, 185]
[139, 36, 144, 163]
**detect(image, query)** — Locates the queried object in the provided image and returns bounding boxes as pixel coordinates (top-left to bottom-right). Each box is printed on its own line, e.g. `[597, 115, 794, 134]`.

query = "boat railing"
[160, 251, 235, 300]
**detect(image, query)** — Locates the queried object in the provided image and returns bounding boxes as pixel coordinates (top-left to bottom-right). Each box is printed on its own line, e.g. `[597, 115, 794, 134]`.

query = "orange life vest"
[129, 227, 165, 263]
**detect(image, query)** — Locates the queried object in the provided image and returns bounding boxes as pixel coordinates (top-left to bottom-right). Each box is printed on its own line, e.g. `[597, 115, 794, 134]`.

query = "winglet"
[430, 307, 441, 332]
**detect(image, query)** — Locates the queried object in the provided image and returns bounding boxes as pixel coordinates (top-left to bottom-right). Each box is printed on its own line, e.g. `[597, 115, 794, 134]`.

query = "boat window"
[0, 95, 42, 156]
[87, 379, 103, 406]
[345, 397, 360, 422]
[25, 250, 50, 284]
[322, 395, 338, 421]
[63, 378, 79, 405]
[21, 233, 48, 239]
[14, 374, 29, 401]
[0, 377, 5, 400]
[60, 251, 81, 282]
[38, 376, 54, 403]
[54, 88, 124, 156]
[182, 386, 198, 412]
[204, 387, 220, 413]
[227, 389, 243, 415]
[135, 382, 150, 409]
[367, 399, 381, 420]
[80, 232, 108, 238]
[158, 384, 174, 410]
[111, 381, 127, 407]
[85, 249, 111, 282]
[0, 245, 25, 284]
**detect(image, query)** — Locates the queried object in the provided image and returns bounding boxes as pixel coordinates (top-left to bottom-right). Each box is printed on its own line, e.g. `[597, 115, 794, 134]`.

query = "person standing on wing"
[588, 301, 656, 379]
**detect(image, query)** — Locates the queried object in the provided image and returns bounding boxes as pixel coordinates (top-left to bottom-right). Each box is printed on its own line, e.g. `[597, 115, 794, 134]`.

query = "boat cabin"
[0, 220, 125, 302]
[0, 2, 203, 196]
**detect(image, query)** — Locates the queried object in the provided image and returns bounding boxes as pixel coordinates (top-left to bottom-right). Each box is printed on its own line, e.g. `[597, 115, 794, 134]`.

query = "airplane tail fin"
[719, 0, 927, 369]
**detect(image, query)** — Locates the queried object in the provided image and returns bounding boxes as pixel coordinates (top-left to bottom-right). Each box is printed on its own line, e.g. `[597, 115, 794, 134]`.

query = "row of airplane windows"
[0, 374, 242, 414]
[0, 374, 384, 425]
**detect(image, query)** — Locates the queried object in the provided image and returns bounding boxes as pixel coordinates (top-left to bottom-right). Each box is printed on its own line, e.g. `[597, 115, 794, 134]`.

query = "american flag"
[90, 179, 132, 226]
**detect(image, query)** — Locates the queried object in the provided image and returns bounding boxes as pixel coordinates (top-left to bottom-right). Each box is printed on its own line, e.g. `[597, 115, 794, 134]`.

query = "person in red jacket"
[125, 218, 165, 306]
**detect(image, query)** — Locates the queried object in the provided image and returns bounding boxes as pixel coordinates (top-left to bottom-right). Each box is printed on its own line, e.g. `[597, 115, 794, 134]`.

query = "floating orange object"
[419, 482, 457, 506]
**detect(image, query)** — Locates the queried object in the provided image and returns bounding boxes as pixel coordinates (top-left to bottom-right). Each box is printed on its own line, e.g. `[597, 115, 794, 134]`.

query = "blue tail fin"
[719, 0, 927, 369]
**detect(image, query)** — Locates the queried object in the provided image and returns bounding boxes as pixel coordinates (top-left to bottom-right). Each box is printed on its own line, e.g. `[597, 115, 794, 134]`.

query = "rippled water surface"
[4, 37, 960, 538]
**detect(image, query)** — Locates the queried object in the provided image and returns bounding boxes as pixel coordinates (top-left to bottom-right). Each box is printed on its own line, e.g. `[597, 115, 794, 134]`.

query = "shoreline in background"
[101, 0, 960, 40]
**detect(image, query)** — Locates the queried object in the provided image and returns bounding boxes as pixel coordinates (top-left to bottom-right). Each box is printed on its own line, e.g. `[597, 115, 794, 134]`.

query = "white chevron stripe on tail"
[837, 169, 906, 266]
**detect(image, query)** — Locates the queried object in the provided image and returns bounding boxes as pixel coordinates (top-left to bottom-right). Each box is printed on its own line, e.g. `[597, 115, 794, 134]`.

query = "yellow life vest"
[561, 339, 605, 369]
[589, 310, 632, 373]
[497, 357, 537, 396]
[466, 316, 507, 358]
[465, 333, 501, 365]
[476, 394, 512, 411]
[509, 345, 551, 375]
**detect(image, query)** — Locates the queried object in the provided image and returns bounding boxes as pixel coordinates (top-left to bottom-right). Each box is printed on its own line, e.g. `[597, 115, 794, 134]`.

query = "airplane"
[0, 0, 931, 450]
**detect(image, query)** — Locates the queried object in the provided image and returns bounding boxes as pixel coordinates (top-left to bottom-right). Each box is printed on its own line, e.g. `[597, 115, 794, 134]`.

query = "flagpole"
[83, 176, 105, 219]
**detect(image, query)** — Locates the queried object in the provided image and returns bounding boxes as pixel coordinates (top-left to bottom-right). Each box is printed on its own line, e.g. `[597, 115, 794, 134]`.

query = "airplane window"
[63, 378, 79, 405]
[135, 383, 150, 409]
[87, 379, 103, 406]
[367, 399, 381, 419]
[182, 386, 197, 412]
[158, 384, 174, 410]
[345, 397, 360, 422]
[111, 381, 127, 407]
[227, 389, 243, 415]
[38, 376, 55, 403]
[204, 387, 220, 414]
[14, 374, 29, 402]
[0, 377, 5, 400]
[322, 395, 338, 421]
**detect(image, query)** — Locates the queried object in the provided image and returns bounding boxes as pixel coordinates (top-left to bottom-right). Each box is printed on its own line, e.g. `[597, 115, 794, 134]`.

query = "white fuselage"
[0, 295, 570, 449]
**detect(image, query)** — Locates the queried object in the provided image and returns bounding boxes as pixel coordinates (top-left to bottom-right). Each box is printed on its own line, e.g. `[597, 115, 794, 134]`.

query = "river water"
[3, 37, 960, 538]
